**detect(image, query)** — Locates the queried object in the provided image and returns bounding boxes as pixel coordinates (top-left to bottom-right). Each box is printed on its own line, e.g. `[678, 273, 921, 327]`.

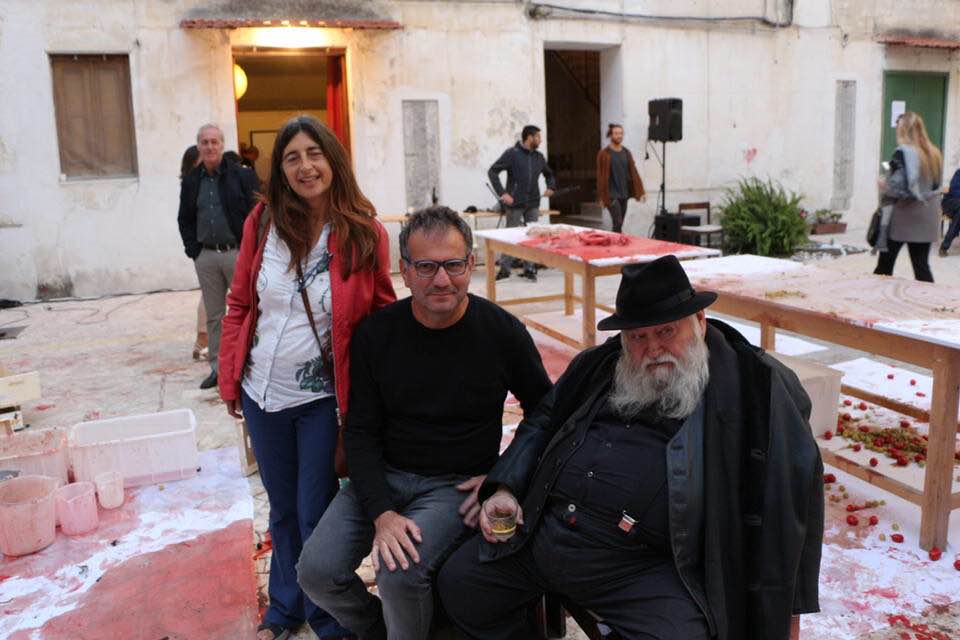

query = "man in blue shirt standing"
[177, 123, 260, 389]
[938, 168, 960, 256]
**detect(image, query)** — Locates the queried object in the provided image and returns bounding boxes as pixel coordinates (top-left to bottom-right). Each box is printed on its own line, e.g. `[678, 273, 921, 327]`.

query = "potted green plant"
[719, 177, 808, 257]
[810, 209, 847, 234]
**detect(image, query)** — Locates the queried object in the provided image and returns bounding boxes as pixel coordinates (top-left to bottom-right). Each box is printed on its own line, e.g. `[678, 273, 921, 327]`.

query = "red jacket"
[218, 202, 396, 419]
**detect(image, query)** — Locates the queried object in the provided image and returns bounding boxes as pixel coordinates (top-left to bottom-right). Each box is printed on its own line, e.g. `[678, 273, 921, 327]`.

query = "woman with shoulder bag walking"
[873, 111, 943, 282]
[219, 115, 396, 640]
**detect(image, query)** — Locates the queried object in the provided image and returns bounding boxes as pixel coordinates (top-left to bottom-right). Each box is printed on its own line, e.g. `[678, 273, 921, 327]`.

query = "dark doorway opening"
[232, 50, 350, 183]
[544, 50, 601, 225]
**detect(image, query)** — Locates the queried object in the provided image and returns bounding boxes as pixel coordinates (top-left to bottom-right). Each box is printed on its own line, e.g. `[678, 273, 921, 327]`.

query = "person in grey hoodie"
[488, 125, 557, 281]
[873, 111, 943, 283]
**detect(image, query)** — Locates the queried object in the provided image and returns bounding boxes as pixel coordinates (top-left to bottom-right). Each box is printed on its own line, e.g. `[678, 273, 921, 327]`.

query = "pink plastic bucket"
[94, 471, 124, 509]
[55, 482, 99, 536]
[0, 475, 59, 556]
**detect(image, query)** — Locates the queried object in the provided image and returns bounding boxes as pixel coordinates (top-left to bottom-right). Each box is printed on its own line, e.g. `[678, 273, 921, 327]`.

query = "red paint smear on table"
[519, 231, 695, 262]
[13, 520, 258, 640]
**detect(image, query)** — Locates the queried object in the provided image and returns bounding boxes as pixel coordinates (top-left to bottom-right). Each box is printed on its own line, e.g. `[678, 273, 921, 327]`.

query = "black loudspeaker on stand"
[648, 98, 684, 239]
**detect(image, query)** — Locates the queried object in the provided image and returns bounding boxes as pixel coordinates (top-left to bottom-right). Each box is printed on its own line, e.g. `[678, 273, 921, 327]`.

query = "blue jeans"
[498, 206, 540, 275]
[297, 467, 472, 640]
[940, 198, 960, 251]
[241, 390, 350, 637]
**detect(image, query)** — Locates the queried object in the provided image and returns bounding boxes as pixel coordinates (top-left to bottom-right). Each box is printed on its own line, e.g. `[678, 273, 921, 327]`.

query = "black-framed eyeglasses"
[402, 256, 470, 278]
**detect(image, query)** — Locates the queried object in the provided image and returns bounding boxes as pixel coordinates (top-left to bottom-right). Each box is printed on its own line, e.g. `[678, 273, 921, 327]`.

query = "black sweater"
[344, 295, 552, 520]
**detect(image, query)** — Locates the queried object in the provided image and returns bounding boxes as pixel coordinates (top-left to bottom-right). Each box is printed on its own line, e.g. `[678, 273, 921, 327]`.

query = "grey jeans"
[193, 247, 237, 371]
[297, 467, 472, 640]
[498, 206, 540, 275]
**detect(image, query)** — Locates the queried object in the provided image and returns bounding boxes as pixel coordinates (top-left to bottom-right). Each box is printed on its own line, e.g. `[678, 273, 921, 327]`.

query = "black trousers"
[608, 198, 629, 233]
[438, 509, 710, 640]
[941, 199, 960, 251]
[873, 240, 934, 282]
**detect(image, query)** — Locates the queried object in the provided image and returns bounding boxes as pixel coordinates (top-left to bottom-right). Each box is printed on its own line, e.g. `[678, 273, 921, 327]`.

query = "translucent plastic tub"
[69, 409, 199, 488]
[56, 482, 99, 536]
[0, 475, 59, 556]
[770, 352, 844, 434]
[94, 470, 124, 509]
[0, 429, 69, 485]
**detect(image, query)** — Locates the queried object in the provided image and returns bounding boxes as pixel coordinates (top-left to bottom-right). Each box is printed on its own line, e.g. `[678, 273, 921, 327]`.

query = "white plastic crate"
[769, 352, 844, 434]
[68, 409, 199, 487]
[0, 429, 69, 484]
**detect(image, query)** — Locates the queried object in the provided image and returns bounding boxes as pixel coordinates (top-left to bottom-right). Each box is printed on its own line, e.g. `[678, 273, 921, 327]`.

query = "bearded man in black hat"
[438, 255, 823, 640]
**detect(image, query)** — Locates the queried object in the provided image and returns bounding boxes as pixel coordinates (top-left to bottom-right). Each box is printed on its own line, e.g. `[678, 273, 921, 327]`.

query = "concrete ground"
[2, 229, 959, 639]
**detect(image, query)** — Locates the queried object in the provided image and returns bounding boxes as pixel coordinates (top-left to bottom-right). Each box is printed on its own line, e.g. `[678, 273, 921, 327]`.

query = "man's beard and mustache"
[609, 332, 710, 420]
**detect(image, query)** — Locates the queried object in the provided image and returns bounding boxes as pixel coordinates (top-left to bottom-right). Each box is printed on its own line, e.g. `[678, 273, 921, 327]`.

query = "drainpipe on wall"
[526, 1, 794, 28]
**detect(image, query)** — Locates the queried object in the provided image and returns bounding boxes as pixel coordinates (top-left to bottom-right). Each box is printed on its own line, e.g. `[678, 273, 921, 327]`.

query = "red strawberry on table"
[870, 458, 879, 467]
[852, 444, 862, 452]
[869, 515, 879, 526]
[891, 533, 904, 543]
[954, 559, 960, 571]
[858, 402, 868, 410]
[824, 431, 833, 440]
[843, 399, 852, 406]
[887, 373, 895, 379]
[823, 473, 837, 484]
[929, 547, 942, 561]
[910, 379, 916, 386]
[846, 515, 859, 526]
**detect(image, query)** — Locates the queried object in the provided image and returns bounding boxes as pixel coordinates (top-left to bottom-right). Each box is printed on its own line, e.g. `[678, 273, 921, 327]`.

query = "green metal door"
[881, 71, 948, 166]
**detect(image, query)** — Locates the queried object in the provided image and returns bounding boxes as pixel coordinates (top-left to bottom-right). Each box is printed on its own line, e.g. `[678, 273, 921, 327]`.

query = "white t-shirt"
[242, 224, 335, 412]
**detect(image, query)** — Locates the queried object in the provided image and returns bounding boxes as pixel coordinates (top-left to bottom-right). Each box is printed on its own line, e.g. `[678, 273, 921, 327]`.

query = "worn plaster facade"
[1, 0, 959, 300]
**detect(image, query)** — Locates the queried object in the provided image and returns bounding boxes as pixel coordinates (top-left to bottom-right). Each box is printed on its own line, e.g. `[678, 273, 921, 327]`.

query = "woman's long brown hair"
[265, 115, 379, 278]
[896, 111, 943, 184]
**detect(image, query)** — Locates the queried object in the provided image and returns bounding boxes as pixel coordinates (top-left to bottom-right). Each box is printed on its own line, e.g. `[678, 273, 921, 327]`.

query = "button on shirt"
[196, 165, 238, 246]
[552, 397, 681, 551]
[242, 224, 334, 412]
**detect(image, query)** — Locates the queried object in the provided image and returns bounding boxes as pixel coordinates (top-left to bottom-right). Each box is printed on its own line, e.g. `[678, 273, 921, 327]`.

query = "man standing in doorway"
[178, 123, 260, 390]
[488, 125, 557, 282]
[597, 123, 646, 233]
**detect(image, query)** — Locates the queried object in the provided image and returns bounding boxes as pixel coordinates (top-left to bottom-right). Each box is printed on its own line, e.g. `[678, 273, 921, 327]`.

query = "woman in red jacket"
[220, 115, 395, 640]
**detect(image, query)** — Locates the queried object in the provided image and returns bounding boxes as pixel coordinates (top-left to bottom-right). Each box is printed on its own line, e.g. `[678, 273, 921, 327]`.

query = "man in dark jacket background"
[439, 255, 823, 640]
[177, 123, 260, 389]
[938, 167, 960, 256]
[488, 125, 557, 281]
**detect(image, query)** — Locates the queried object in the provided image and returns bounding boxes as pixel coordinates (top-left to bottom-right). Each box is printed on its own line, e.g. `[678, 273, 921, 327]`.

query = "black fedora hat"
[597, 255, 717, 331]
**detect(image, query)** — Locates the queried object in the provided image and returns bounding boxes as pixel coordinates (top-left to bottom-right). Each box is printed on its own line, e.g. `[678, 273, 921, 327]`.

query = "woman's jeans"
[242, 390, 350, 637]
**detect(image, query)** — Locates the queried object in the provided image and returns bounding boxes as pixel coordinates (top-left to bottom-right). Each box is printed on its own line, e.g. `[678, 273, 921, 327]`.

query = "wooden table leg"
[760, 322, 776, 351]
[582, 269, 596, 348]
[485, 244, 497, 304]
[919, 346, 960, 550]
[564, 272, 574, 316]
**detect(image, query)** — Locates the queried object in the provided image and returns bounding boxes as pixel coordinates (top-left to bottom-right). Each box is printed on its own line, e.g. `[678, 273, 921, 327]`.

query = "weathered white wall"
[2, 0, 960, 299]
[0, 0, 238, 300]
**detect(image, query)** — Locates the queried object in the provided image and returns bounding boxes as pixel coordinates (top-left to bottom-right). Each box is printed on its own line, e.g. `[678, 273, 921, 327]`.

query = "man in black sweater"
[297, 206, 551, 640]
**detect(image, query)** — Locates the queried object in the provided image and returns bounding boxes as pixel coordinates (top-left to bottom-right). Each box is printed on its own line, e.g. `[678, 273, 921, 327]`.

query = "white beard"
[609, 332, 710, 420]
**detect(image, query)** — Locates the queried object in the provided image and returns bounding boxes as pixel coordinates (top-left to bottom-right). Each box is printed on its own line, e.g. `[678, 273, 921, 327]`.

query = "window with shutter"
[50, 54, 138, 178]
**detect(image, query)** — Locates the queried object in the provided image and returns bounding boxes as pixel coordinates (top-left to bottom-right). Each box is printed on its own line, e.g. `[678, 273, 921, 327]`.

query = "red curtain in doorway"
[326, 55, 351, 154]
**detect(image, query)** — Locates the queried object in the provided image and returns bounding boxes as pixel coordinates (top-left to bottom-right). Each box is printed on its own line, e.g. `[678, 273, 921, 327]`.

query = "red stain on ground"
[15, 520, 258, 640]
[867, 587, 900, 599]
[534, 340, 577, 382]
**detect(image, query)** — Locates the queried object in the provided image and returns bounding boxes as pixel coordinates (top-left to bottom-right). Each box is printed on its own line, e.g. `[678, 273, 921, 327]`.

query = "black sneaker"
[939, 248, 949, 257]
[199, 371, 218, 390]
[496, 271, 511, 281]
